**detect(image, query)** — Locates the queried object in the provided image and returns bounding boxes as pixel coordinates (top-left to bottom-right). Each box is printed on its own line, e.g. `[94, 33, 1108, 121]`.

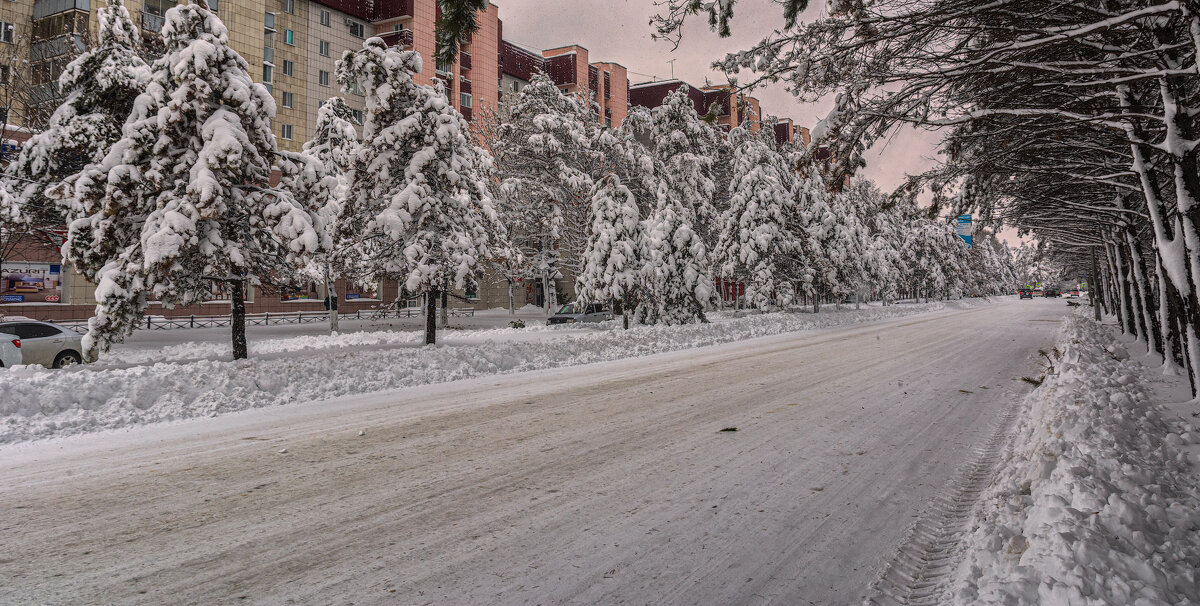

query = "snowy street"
[0, 299, 1066, 604]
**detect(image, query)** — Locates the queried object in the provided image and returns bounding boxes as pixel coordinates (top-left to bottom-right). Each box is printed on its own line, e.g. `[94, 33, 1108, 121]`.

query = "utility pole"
[667, 58, 676, 79]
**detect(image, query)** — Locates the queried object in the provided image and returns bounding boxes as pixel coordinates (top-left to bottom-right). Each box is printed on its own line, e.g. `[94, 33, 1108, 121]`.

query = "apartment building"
[628, 79, 769, 135]
[496, 39, 628, 128]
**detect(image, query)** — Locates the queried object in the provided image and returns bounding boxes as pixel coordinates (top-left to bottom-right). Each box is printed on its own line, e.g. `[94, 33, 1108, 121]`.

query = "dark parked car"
[1019, 289, 1033, 299]
[548, 302, 613, 325]
[1045, 289, 1061, 298]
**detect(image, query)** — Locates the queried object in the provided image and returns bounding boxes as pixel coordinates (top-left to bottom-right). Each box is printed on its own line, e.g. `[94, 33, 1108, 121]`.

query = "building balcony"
[142, 12, 166, 34]
[459, 51, 472, 71]
[461, 106, 473, 121]
[460, 79, 472, 94]
[378, 29, 413, 49]
[373, 0, 414, 20]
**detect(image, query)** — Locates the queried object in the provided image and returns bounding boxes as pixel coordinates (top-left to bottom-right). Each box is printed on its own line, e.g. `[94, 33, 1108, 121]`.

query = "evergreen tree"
[492, 73, 598, 313]
[291, 96, 358, 332]
[650, 87, 720, 235]
[338, 38, 498, 345]
[6, 0, 149, 228]
[65, 3, 323, 359]
[715, 126, 799, 310]
[577, 174, 642, 329]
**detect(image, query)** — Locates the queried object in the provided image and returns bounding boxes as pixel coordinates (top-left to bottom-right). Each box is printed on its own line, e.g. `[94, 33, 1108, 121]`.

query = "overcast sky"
[492, 0, 945, 196]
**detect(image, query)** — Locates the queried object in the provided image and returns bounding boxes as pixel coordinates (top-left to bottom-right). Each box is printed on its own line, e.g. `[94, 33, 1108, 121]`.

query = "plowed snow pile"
[950, 314, 1200, 604]
[0, 300, 976, 444]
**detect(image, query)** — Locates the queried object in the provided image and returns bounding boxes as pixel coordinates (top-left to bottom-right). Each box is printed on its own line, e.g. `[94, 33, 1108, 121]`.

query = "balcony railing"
[142, 12, 166, 34]
[378, 29, 413, 49]
[459, 51, 472, 71]
[461, 106, 473, 121]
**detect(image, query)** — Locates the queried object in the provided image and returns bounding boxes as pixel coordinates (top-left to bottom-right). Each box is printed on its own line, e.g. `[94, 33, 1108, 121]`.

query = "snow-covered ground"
[0, 299, 983, 445]
[0, 298, 1060, 604]
[945, 313, 1200, 604]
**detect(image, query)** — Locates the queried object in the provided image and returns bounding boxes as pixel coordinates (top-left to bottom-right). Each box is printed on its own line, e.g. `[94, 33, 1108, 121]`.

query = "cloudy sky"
[492, 0, 945, 195]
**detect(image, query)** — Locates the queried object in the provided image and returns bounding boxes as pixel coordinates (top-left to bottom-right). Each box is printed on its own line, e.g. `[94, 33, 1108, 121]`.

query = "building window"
[319, 40, 330, 57]
[349, 22, 365, 38]
[282, 60, 293, 76]
[281, 124, 294, 140]
[319, 70, 330, 87]
[207, 0, 218, 11]
[0, 22, 13, 44]
[281, 91, 294, 108]
[0, 65, 10, 85]
[320, 10, 330, 27]
[264, 12, 275, 31]
[348, 80, 362, 96]
[351, 109, 363, 124]
[459, 93, 472, 108]
[284, 29, 294, 45]
[282, 0, 295, 14]
[263, 64, 273, 84]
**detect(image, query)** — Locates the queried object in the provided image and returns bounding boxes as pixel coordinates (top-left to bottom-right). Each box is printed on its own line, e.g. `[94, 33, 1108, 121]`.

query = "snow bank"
[0, 300, 980, 444]
[950, 314, 1200, 605]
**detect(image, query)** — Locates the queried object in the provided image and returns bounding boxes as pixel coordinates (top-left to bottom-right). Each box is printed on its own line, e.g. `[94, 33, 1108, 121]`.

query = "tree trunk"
[231, 279, 248, 360]
[507, 279, 515, 315]
[440, 278, 449, 328]
[425, 287, 437, 345]
[327, 265, 339, 334]
[1091, 246, 1101, 321]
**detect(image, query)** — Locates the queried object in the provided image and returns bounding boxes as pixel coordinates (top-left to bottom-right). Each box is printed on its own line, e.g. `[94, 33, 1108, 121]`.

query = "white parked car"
[0, 320, 87, 368]
[0, 334, 20, 368]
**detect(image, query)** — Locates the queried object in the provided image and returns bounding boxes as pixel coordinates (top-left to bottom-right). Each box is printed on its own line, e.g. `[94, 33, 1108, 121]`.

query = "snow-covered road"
[0, 299, 1066, 605]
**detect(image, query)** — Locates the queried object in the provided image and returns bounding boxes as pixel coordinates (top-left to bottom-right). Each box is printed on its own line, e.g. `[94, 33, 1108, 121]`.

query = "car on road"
[0, 320, 88, 368]
[548, 302, 614, 325]
[0, 335, 20, 368]
[1019, 289, 1033, 299]
[1044, 289, 1060, 298]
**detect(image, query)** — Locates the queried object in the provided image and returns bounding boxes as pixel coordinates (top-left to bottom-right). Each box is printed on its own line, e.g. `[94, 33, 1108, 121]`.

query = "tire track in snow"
[863, 403, 1022, 605]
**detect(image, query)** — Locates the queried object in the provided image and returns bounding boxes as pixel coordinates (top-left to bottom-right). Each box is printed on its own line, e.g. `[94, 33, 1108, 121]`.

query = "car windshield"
[556, 303, 579, 315]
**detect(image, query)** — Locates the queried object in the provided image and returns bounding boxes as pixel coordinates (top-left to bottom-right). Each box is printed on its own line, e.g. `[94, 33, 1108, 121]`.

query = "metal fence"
[53, 307, 476, 334]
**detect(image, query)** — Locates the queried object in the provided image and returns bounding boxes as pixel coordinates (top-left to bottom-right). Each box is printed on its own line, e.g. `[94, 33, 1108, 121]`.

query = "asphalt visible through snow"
[0, 298, 1067, 605]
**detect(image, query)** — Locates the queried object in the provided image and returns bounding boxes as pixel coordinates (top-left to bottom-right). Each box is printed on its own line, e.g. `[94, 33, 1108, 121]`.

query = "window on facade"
[460, 93, 472, 108]
[351, 109, 363, 124]
[0, 65, 10, 85]
[319, 40, 330, 57]
[281, 124, 293, 140]
[282, 60, 293, 76]
[264, 12, 275, 31]
[207, 0, 218, 11]
[282, 0, 295, 14]
[320, 10, 331, 27]
[284, 29, 294, 45]
[348, 80, 362, 96]
[319, 70, 330, 87]
[263, 64, 273, 83]
[281, 91, 294, 108]
[0, 22, 14, 44]
[349, 22, 365, 38]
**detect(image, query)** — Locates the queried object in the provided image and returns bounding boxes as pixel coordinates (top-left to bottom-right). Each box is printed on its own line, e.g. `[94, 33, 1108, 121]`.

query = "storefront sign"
[1, 262, 63, 304]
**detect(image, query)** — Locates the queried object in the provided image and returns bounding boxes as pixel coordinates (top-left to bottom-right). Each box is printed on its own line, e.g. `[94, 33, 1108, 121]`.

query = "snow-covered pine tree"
[7, 0, 148, 229]
[577, 173, 642, 329]
[289, 96, 358, 333]
[640, 185, 715, 324]
[492, 72, 598, 313]
[650, 87, 720, 238]
[714, 126, 799, 311]
[338, 38, 497, 345]
[802, 164, 871, 309]
[65, 2, 324, 359]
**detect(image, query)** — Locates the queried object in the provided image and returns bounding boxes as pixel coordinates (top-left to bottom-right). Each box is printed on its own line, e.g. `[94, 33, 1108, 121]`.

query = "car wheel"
[53, 351, 81, 369]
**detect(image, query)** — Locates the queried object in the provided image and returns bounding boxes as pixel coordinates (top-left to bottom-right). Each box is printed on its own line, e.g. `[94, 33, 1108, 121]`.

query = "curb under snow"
[0, 300, 982, 445]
